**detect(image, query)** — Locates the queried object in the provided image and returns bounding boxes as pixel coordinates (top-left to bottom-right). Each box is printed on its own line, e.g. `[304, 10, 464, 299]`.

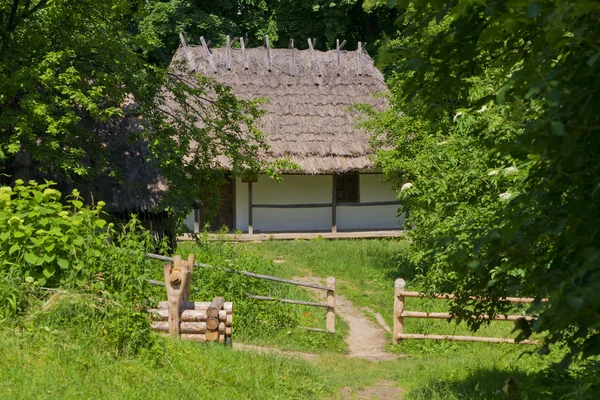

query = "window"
[336, 173, 359, 203]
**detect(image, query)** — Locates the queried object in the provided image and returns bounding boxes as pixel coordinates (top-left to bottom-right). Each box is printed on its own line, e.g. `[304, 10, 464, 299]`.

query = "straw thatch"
[171, 43, 387, 174]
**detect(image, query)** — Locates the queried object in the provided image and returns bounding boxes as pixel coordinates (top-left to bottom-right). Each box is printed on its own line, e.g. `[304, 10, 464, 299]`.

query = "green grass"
[1, 238, 595, 399]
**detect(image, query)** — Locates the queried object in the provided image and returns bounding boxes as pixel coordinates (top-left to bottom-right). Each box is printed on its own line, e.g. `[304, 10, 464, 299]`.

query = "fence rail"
[147, 253, 336, 333]
[393, 278, 541, 345]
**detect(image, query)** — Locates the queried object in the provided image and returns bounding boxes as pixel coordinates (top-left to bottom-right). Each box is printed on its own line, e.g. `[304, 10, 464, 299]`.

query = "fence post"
[393, 278, 406, 344]
[326, 276, 336, 333]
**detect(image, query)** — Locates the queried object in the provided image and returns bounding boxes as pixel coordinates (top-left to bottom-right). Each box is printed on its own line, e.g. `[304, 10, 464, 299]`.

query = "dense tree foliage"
[366, 0, 600, 366]
[0, 0, 275, 218]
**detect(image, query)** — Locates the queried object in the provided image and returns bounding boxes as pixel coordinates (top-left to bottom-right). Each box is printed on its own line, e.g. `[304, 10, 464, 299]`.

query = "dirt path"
[339, 380, 403, 400]
[293, 275, 399, 362]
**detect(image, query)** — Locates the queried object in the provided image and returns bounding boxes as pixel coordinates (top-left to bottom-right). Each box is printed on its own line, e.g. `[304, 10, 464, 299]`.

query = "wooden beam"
[337, 201, 401, 207]
[336, 39, 340, 76]
[396, 290, 545, 303]
[307, 38, 323, 77]
[332, 175, 337, 233]
[253, 203, 332, 208]
[200, 36, 217, 73]
[400, 310, 537, 322]
[264, 35, 272, 71]
[240, 36, 248, 70]
[248, 181, 253, 234]
[178, 33, 196, 71]
[397, 333, 538, 345]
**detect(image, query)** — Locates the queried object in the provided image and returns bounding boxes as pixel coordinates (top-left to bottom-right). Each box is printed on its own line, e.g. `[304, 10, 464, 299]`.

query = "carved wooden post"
[163, 254, 195, 338]
[326, 276, 336, 333]
[393, 278, 406, 344]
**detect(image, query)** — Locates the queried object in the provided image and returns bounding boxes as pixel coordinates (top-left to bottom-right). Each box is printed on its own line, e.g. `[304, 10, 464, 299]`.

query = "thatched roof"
[171, 43, 387, 174]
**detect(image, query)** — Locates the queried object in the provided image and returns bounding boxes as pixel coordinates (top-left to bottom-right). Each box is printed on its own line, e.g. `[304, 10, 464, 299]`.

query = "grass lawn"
[0, 238, 591, 399]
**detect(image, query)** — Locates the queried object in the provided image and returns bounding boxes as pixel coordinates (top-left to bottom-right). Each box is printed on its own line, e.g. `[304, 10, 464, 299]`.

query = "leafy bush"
[0, 180, 164, 354]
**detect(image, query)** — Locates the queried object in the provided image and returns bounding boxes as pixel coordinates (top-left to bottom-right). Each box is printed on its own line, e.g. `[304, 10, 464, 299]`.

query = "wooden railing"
[393, 278, 539, 344]
[147, 253, 336, 333]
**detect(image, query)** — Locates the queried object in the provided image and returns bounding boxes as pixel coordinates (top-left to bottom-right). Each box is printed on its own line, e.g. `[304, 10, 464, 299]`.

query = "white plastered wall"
[234, 173, 403, 233]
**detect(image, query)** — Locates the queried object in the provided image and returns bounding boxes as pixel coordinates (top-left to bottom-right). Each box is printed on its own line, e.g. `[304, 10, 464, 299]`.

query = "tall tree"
[0, 0, 273, 219]
[365, 0, 600, 368]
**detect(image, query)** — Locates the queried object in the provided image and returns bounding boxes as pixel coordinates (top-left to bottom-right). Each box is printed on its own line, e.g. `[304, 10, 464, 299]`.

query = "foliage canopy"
[365, 0, 600, 366]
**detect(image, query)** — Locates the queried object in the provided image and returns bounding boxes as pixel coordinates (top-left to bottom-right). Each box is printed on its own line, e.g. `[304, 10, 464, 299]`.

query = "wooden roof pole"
[200, 36, 217, 73]
[289, 38, 295, 76]
[336, 39, 347, 77]
[226, 35, 232, 70]
[240, 36, 248, 70]
[178, 33, 196, 71]
[357, 41, 362, 76]
[264, 35, 272, 72]
[307, 38, 323, 77]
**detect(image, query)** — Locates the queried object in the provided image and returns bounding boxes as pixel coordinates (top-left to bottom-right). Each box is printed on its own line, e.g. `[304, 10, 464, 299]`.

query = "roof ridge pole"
[336, 39, 347, 77]
[264, 35, 272, 72]
[357, 41, 362, 76]
[240, 36, 248, 70]
[289, 38, 295, 76]
[226, 35, 232, 70]
[307, 38, 323, 77]
[200, 36, 217, 74]
[179, 33, 196, 71]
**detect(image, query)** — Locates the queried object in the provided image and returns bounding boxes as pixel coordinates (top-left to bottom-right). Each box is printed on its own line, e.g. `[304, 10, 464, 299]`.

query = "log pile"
[149, 253, 233, 344]
[149, 297, 233, 343]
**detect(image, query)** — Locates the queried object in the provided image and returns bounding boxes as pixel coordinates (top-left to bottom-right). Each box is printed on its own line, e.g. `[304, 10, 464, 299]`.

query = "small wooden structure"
[393, 278, 539, 345]
[149, 254, 233, 343]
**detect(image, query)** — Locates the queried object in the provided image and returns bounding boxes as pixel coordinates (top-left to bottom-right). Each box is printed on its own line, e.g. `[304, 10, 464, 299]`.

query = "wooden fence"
[393, 278, 539, 344]
[147, 253, 336, 333]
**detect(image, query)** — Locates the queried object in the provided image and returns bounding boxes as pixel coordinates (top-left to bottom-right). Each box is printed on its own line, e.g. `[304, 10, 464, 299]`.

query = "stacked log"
[150, 297, 233, 343]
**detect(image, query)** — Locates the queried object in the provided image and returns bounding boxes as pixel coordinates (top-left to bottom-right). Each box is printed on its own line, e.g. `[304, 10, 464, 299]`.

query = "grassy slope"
[0, 238, 588, 399]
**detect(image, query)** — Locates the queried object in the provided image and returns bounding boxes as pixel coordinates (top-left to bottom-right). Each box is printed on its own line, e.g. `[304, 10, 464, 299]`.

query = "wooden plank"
[149, 308, 209, 322]
[401, 310, 537, 322]
[397, 333, 538, 345]
[397, 291, 545, 304]
[252, 203, 332, 208]
[247, 294, 329, 308]
[248, 181, 253, 234]
[332, 175, 337, 233]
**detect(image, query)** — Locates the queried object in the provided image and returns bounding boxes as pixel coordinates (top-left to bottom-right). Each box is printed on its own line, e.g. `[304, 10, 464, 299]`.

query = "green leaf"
[9, 244, 20, 254]
[45, 243, 55, 252]
[13, 231, 25, 238]
[24, 252, 39, 264]
[43, 264, 56, 278]
[57, 258, 69, 269]
[95, 219, 107, 228]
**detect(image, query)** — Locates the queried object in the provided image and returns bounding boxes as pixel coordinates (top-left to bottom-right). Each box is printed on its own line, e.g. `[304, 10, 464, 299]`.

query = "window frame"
[335, 173, 360, 203]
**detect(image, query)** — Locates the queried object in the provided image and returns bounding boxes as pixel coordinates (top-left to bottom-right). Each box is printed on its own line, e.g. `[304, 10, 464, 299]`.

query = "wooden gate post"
[326, 276, 336, 333]
[393, 278, 406, 344]
[163, 254, 195, 338]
